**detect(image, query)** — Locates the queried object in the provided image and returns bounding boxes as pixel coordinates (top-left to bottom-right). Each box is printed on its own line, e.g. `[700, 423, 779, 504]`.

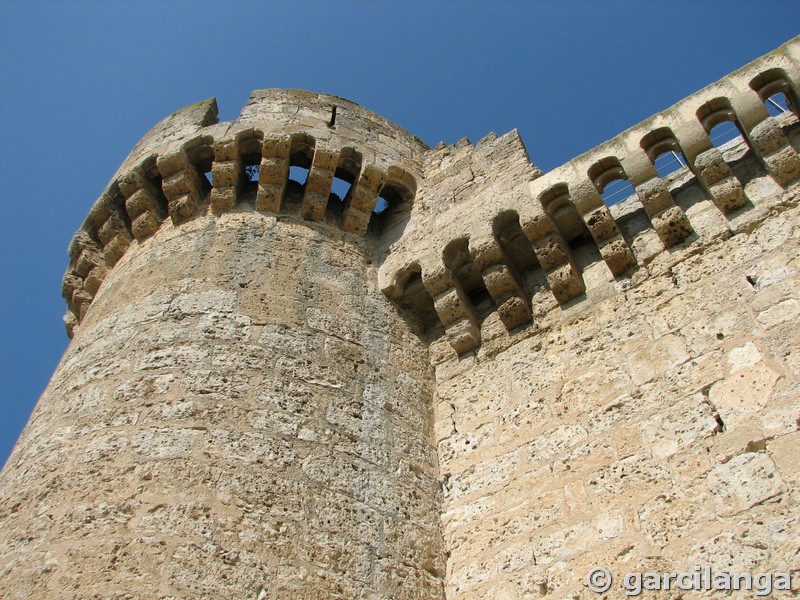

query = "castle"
[0, 36, 798, 599]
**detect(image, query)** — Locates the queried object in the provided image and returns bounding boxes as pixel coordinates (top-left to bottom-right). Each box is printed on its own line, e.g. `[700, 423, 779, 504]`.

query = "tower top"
[62, 89, 430, 337]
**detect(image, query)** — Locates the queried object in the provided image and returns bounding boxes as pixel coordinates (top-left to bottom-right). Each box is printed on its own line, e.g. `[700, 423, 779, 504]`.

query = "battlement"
[380, 35, 800, 356]
[63, 39, 800, 357]
[63, 90, 428, 336]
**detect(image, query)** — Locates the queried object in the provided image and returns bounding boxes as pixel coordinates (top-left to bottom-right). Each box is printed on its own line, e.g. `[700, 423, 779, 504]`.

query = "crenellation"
[748, 116, 800, 184]
[341, 163, 385, 236]
[79, 193, 135, 277]
[635, 177, 694, 246]
[302, 146, 338, 221]
[521, 215, 584, 305]
[55, 94, 438, 333]
[256, 133, 291, 213]
[210, 133, 247, 214]
[692, 145, 748, 212]
[541, 178, 636, 277]
[114, 97, 219, 180]
[158, 143, 209, 224]
[470, 234, 531, 331]
[422, 255, 482, 356]
[119, 161, 169, 239]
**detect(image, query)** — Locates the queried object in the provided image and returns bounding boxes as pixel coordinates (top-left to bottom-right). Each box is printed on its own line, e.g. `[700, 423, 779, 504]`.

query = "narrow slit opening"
[242, 152, 261, 199]
[708, 121, 743, 149]
[289, 165, 309, 186]
[654, 149, 688, 180]
[600, 177, 635, 207]
[330, 177, 351, 203]
[765, 91, 790, 117]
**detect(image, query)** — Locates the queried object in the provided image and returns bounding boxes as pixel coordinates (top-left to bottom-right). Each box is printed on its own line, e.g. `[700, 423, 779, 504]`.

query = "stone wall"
[0, 91, 444, 599]
[378, 34, 800, 598]
[431, 186, 800, 597]
[1, 35, 800, 600]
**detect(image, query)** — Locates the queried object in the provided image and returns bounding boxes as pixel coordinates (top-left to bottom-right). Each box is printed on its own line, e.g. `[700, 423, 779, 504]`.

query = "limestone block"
[447, 451, 520, 503]
[302, 148, 337, 221]
[83, 264, 109, 296]
[258, 157, 287, 187]
[638, 489, 711, 547]
[768, 431, 800, 484]
[758, 299, 800, 329]
[131, 212, 161, 242]
[169, 290, 237, 316]
[432, 287, 469, 325]
[130, 427, 202, 460]
[496, 295, 531, 330]
[532, 234, 568, 271]
[446, 316, 481, 355]
[636, 178, 674, 215]
[546, 263, 583, 303]
[727, 341, 763, 374]
[72, 289, 93, 320]
[625, 334, 690, 386]
[686, 526, 794, 578]
[611, 424, 642, 460]
[749, 117, 790, 155]
[553, 438, 616, 479]
[340, 206, 371, 236]
[101, 230, 132, 266]
[348, 165, 384, 212]
[694, 147, 732, 185]
[764, 144, 800, 186]
[158, 150, 206, 224]
[533, 511, 625, 563]
[668, 445, 713, 483]
[708, 176, 747, 212]
[96, 212, 129, 246]
[694, 147, 748, 212]
[210, 185, 237, 214]
[705, 452, 785, 515]
[639, 393, 720, 460]
[708, 361, 780, 428]
[63, 309, 79, 337]
[481, 263, 518, 298]
[599, 238, 635, 275]
[61, 272, 83, 300]
[210, 158, 240, 188]
[584, 206, 617, 241]
[257, 138, 290, 213]
[628, 226, 663, 265]
[74, 246, 104, 278]
[124, 186, 160, 216]
[650, 205, 693, 247]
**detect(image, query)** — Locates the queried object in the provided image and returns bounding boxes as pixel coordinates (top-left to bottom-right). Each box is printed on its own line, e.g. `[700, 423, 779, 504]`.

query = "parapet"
[63, 37, 800, 353]
[62, 90, 429, 337]
[378, 36, 800, 356]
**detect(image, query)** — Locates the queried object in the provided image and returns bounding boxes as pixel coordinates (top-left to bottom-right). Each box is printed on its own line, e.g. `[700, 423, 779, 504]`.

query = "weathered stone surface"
[0, 211, 444, 599]
[7, 37, 800, 600]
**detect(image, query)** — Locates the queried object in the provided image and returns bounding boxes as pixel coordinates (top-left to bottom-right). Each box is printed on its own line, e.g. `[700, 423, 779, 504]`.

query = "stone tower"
[1, 37, 800, 599]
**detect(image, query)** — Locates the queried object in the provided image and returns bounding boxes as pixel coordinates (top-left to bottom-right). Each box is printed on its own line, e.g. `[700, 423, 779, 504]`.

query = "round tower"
[0, 91, 445, 598]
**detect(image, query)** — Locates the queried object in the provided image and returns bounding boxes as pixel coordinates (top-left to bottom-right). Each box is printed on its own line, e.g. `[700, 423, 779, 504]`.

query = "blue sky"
[1, 1, 798, 467]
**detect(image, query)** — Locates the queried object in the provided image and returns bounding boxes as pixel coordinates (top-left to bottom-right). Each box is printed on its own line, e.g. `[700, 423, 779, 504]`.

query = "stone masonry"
[1, 36, 800, 599]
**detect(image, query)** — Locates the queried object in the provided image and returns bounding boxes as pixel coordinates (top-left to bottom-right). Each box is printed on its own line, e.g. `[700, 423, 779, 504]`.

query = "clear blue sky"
[1, 1, 798, 467]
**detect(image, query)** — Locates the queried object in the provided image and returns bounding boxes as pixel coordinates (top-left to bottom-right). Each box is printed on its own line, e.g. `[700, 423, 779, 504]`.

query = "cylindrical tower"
[0, 91, 445, 598]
